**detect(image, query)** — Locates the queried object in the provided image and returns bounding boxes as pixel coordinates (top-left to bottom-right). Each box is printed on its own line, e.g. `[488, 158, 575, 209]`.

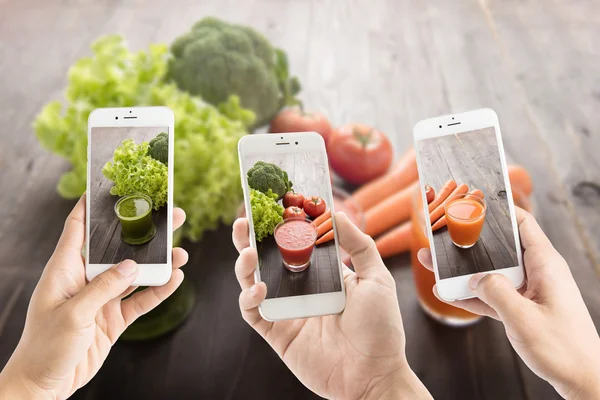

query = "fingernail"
[116, 260, 137, 277]
[469, 274, 485, 290]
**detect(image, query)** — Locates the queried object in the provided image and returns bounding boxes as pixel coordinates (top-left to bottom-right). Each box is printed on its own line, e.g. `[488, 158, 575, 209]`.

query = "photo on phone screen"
[417, 127, 519, 279]
[242, 150, 342, 299]
[89, 127, 169, 264]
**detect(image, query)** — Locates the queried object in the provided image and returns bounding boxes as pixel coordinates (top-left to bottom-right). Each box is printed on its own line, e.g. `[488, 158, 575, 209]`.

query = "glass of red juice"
[274, 218, 318, 272]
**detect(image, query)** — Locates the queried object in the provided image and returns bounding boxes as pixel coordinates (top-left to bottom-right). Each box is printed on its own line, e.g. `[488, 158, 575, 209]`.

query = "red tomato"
[269, 107, 333, 144]
[283, 206, 307, 220]
[303, 196, 326, 218]
[328, 124, 393, 185]
[282, 191, 305, 208]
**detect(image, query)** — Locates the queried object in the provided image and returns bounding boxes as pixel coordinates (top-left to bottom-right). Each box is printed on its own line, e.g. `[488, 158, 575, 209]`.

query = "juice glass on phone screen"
[274, 218, 318, 272]
[445, 193, 486, 248]
[114, 194, 157, 245]
[410, 187, 482, 326]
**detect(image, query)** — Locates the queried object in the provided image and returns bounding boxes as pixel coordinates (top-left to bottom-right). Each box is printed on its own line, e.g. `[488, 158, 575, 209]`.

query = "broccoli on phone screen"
[247, 161, 292, 200]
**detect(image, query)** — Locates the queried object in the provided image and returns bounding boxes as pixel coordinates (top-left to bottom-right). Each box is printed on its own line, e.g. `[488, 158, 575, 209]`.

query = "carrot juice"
[410, 188, 481, 326]
[445, 193, 486, 248]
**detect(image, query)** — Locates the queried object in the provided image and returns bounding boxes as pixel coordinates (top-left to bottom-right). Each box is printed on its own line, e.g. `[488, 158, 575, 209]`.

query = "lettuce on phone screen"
[89, 127, 169, 264]
[417, 127, 519, 279]
[243, 152, 342, 299]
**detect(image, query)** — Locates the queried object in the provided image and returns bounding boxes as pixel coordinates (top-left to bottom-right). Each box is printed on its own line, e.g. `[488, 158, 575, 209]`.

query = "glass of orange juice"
[444, 193, 486, 248]
[410, 188, 482, 326]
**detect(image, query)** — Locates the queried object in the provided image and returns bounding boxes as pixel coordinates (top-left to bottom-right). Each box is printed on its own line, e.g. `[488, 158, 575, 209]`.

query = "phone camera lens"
[129, 110, 132, 113]
[438, 125, 442, 128]
[115, 116, 119, 120]
[295, 141, 298, 145]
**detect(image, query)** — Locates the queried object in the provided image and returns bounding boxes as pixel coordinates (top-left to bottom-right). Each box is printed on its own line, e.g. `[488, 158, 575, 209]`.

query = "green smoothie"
[115, 194, 157, 245]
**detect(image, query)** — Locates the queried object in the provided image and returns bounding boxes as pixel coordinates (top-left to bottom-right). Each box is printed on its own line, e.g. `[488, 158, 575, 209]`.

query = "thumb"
[470, 273, 528, 321]
[335, 212, 388, 281]
[74, 260, 138, 317]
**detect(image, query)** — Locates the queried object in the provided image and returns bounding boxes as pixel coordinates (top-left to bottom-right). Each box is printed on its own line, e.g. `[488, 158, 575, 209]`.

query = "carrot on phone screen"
[316, 229, 334, 245]
[311, 209, 331, 227]
[349, 147, 418, 211]
[425, 185, 435, 204]
[508, 165, 533, 196]
[427, 180, 457, 212]
[316, 218, 333, 237]
[429, 183, 468, 224]
[363, 182, 417, 237]
[432, 188, 485, 231]
[374, 222, 412, 259]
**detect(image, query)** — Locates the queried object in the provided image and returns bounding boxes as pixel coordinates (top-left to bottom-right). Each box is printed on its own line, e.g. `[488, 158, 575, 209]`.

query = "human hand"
[418, 207, 600, 399]
[0, 196, 189, 400]
[232, 212, 432, 400]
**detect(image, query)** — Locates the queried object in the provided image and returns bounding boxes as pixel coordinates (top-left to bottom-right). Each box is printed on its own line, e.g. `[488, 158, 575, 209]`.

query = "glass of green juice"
[114, 194, 157, 245]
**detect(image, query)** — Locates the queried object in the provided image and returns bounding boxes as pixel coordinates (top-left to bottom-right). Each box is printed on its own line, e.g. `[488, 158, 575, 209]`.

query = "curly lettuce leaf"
[33, 35, 255, 241]
[250, 189, 283, 242]
[102, 139, 168, 209]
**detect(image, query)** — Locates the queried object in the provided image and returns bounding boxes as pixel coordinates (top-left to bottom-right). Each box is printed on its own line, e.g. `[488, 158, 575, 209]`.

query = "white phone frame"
[413, 108, 525, 301]
[238, 133, 346, 321]
[86, 107, 174, 286]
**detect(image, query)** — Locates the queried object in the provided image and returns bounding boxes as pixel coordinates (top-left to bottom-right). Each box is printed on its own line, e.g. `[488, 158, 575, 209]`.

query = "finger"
[239, 282, 272, 337]
[232, 218, 250, 252]
[173, 208, 186, 231]
[55, 195, 86, 256]
[121, 269, 185, 326]
[172, 247, 189, 270]
[432, 285, 499, 320]
[515, 207, 552, 250]
[469, 273, 530, 321]
[235, 247, 258, 290]
[335, 212, 387, 281]
[71, 260, 138, 319]
[417, 248, 434, 272]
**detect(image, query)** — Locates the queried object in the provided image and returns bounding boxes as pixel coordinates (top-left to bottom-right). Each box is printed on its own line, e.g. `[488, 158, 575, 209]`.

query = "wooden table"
[1, 1, 599, 399]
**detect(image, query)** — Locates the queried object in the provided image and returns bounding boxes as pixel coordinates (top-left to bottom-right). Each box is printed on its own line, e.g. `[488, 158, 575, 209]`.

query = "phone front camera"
[115, 116, 119, 120]
[439, 125, 442, 128]
[295, 141, 298, 145]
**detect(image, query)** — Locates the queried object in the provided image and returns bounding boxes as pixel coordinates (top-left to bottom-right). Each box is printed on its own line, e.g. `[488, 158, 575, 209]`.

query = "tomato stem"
[352, 127, 373, 148]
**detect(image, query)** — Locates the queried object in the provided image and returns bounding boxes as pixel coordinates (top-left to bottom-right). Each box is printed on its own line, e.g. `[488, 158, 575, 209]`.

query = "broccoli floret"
[148, 132, 168, 165]
[167, 17, 301, 128]
[247, 161, 292, 199]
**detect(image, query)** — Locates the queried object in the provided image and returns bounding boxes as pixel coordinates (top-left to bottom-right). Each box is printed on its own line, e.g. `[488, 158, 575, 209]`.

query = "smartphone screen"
[242, 149, 343, 299]
[88, 126, 169, 265]
[416, 127, 520, 279]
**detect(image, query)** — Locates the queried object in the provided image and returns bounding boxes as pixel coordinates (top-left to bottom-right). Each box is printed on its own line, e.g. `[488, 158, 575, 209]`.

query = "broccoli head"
[148, 132, 168, 165]
[247, 161, 292, 199]
[167, 17, 301, 128]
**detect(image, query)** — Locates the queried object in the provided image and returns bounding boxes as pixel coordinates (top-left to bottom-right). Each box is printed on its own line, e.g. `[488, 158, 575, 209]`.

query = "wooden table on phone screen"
[0, 1, 599, 399]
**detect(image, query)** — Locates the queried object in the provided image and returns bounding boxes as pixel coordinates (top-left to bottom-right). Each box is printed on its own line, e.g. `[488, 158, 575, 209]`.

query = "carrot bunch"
[310, 147, 534, 260]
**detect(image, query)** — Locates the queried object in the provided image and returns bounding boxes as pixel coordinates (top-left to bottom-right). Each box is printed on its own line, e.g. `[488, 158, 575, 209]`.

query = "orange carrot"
[311, 209, 331, 227]
[432, 189, 485, 231]
[429, 183, 468, 224]
[349, 147, 418, 211]
[508, 165, 533, 196]
[316, 229, 334, 245]
[427, 180, 457, 213]
[425, 184, 435, 204]
[317, 218, 333, 237]
[375, 222, 412, 259]
[363, 182, 417, 237]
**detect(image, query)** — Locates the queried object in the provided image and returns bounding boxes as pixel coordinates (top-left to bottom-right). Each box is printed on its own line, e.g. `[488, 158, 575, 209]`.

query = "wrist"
[0, 363, 52, 400]
[364, 363, 432, 400]
[563, 360, 600, 400]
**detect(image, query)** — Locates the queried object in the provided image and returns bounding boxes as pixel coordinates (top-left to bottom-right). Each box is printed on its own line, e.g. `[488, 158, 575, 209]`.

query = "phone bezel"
[238, 132, 346, 321]
[86, 106, 174, 286]
[413, 108, 525, 301]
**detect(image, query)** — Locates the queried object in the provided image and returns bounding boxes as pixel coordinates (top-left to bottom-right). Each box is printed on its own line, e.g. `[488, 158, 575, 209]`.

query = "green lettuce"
[102, 139, 168, 209]
[34, 35, 255, 241]
[250, 189, 283, 242]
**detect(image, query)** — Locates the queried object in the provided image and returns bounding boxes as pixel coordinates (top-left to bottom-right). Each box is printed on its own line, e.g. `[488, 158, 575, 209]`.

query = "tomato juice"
[274, 219, 318, 272]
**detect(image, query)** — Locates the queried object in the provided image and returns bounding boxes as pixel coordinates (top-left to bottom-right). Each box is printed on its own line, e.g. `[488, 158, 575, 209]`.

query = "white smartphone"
[413, 108, 525, 301]
[86, 107, 174, 286]
[238, 133, 346, 321]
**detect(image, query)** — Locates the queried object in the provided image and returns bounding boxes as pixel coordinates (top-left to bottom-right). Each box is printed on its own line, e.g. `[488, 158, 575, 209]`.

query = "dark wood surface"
[418, 128, 519, 279]
[89, 126, 168, 264]
[0, 1, 599, 399]
[243, 151, 342, 299]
